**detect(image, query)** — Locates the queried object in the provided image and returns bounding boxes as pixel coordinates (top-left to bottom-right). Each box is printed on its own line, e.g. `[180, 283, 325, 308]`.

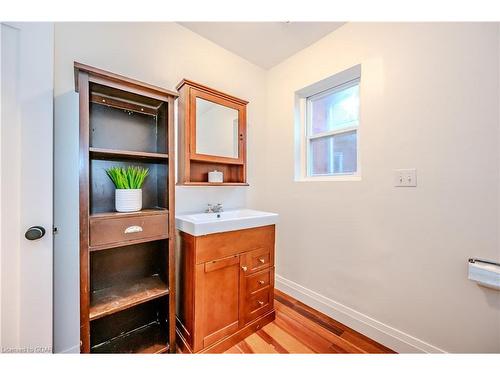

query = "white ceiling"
[178, 22, 345, 69]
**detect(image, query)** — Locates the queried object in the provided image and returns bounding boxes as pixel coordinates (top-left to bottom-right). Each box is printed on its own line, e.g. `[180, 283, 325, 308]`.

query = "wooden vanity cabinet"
[176, 225, 276, 353]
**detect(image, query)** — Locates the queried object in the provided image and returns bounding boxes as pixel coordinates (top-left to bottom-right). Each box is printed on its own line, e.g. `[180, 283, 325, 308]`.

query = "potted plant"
[106, 166, 149, 212]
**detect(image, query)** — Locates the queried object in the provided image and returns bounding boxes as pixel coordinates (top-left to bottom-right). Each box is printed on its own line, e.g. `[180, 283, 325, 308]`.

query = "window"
[295, 65, 361, 181]
[307, 80, 359, 176]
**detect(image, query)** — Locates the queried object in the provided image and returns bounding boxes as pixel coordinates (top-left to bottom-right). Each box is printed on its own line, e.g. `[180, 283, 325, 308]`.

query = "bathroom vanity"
[175, 210, 278, 353]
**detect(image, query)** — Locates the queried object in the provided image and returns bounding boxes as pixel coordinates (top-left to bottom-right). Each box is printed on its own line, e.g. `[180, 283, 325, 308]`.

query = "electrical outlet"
[394, 169, 417, 187]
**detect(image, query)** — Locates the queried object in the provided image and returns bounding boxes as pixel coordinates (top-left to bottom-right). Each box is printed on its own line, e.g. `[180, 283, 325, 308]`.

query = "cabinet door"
[194, 254, 240, 351]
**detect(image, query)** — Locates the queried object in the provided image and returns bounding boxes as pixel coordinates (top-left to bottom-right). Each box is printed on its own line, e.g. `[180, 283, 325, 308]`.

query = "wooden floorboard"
[244, 333, 280, 353]
[274, 300, 364, 353]
[237, 340, 254, 354]
[256, 329, 289, 353]
[224, 289, 396, 354]
[262, 322, 315, 353]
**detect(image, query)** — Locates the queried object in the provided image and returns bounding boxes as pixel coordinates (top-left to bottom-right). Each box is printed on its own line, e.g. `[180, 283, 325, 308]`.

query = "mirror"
[195, 97, 239, 158]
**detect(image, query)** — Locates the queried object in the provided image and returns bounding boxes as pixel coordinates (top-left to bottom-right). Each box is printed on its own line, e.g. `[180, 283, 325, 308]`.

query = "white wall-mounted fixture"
[394, 169, 417, 187]
[468, 258, 500, 290]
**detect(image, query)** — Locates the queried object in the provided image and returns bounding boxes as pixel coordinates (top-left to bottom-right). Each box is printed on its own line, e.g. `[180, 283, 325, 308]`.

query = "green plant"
[106, 166, 149, 189]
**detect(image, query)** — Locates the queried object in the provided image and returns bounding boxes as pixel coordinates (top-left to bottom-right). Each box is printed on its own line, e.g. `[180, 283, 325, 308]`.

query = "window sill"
[295, 175, 361, 182]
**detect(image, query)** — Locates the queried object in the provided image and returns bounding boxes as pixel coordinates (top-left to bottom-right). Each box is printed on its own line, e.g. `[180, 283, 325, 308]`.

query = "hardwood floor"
[224, 290, 396, 354]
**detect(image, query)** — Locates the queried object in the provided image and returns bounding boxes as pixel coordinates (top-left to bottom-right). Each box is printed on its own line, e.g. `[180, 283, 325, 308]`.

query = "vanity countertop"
[175, 208, 278, 236]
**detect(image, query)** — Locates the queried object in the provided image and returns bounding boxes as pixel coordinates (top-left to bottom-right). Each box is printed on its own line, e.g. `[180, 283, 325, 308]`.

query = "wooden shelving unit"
[75, 62, 178, 354]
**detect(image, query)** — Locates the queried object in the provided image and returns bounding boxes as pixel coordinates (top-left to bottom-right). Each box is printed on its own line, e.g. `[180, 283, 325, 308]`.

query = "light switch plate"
[394, 169, 417, 187]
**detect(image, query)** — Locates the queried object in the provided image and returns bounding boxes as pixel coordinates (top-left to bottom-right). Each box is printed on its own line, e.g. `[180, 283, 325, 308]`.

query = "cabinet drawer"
[244, 287, 272, 324]
[90, 211, 168, 250]
[245, 268, 273, 295]
[241, 247, 274, 274]
[196, 225, 275, 264]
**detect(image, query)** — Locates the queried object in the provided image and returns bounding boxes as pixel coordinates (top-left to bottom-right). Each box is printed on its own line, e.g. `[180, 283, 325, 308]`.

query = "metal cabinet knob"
[258, 258, 265, 264]
[241, 266, 248, 272]
[258, 301, 264, 306]
[258, 280, 265, 285]
[24, 226, 46, 241]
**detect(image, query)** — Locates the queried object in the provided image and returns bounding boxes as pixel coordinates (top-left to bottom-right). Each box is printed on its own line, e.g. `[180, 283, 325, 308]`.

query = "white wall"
[250, 23, 500, 353]
[53, 22, 266, 353]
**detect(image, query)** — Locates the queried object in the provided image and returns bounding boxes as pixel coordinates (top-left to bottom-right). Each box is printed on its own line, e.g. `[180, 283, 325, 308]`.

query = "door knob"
[25, 226, 46, 241]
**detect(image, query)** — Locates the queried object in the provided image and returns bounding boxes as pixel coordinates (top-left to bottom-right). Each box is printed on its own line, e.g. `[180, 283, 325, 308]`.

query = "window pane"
[310, 84, 359, 135]
[310, 131, 357, 175]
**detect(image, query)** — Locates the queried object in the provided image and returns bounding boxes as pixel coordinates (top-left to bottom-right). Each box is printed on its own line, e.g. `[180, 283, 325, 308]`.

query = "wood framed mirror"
[176, 79, 249, 185]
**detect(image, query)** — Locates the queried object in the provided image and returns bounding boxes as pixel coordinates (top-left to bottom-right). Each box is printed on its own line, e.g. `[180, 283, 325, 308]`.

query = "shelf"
[90, 275, 169, 321]
[179, 182, 249, 186]
[90, 147, 168, 163]
[89, 236, 169, 252]
[91, 92, 159, 117]
[90, 207, 168, 219]
[190, 154, 244, 165]
[91, 321, 169, 354]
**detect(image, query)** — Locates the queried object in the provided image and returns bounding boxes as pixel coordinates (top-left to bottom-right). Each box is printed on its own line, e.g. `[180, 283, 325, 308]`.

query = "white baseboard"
[275, 274, 446, 353]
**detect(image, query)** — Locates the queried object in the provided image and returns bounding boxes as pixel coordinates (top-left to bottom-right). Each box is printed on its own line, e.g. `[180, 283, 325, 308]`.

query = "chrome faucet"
[205, 203, 223, 213]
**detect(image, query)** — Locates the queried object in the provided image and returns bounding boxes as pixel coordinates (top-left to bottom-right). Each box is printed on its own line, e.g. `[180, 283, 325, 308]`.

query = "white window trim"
[294, 64, 362, 182]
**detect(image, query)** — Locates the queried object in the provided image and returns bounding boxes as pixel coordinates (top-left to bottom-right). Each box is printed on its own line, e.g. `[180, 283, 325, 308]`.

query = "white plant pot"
[115, 189, 142, 212]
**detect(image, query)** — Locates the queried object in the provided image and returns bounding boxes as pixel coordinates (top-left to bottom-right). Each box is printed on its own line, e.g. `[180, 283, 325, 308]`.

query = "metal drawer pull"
[241, 266, 248, 272]
[258, 258, 265, 264]
[258, 301, 264, 306]
[124, 225, 143, 234]
[258, 280, 265, 285]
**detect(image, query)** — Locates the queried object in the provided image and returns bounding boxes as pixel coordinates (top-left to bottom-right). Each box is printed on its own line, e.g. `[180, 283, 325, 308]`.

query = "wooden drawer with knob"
[244, 267, 273, 295]
[89, 209, 169, 250]
[244, 287, 272, 324]
[241, 246, 273, 274]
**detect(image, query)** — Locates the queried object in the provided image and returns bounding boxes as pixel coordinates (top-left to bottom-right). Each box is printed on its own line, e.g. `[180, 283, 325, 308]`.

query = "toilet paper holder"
[468, 258, 500, 267]
[468, 257, 500, 291]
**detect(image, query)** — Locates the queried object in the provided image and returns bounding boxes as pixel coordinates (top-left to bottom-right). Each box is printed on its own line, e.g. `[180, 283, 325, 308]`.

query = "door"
[194, 254, 240, 351]
[0, 22, 53, 353]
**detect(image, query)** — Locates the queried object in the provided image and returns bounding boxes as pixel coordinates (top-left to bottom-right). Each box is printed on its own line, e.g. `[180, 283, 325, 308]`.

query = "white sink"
[175, 209, 279, 236]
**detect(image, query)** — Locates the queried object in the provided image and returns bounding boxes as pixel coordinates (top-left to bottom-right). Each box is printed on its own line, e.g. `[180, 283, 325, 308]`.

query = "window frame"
[294, 65, 362, 182]
[305, 79, 360, 178]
